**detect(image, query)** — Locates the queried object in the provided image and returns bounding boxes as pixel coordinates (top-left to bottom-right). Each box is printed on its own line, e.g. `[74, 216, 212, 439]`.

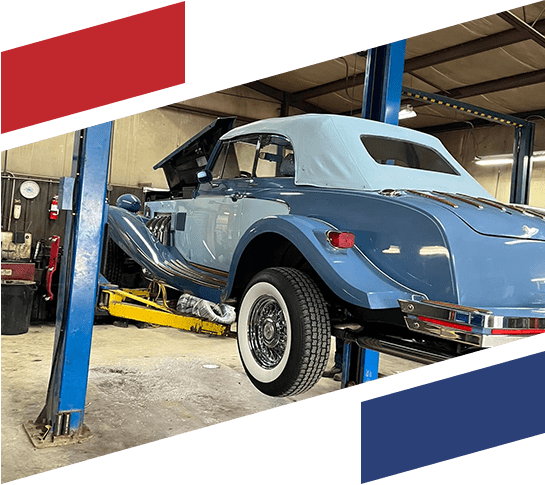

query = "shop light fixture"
[398, 105, 417, 120]
[474, 150, 545, 166]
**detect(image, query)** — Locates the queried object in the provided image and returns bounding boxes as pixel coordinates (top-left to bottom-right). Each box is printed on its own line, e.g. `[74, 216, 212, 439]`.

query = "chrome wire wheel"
[247, 295, 288, 369]
[237, 268, 330, 397]
[238, 281, 292, 385]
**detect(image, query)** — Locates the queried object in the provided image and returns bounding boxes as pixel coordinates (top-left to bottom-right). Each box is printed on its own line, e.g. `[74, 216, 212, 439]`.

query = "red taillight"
[327, 231, 355, 249]
[418, 316, 472, 332]
[491, 329, 545, 335]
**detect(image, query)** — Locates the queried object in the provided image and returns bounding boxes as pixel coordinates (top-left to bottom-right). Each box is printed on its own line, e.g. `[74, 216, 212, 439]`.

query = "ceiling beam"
[496, 11, 545, 50]
[405, 18, 545, 71]
[291, 73, 365, 102]
[340, 69, 545, 116]
[418, 108, 545, 134]
[245, 81, 330, 114]
[288, 19, 545, 102]
[166, 103, 258, 124]
[404, 69, 545, 109]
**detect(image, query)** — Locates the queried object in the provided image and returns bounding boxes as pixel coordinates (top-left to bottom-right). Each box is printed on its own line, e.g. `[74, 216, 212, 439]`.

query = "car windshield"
[361, 135, 459, 175]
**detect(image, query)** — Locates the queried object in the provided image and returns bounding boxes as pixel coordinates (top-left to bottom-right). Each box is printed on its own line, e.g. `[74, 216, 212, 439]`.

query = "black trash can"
[1, 280, 37, 335]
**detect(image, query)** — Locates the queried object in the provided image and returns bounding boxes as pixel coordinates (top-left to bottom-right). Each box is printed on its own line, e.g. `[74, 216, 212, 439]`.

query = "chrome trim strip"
[432, 191, 483, 210]
[457, 194, 509, 212]
[508, 204, 545, 220]
[494, 200, 541, 218]
[188, 262, 229, 278]
[406, 190, 458, 208]
[415, 299, 492, 314]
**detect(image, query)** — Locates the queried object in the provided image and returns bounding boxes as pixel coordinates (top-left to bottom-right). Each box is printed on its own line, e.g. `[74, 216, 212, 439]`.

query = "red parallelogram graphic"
[1, 2, 185, 133]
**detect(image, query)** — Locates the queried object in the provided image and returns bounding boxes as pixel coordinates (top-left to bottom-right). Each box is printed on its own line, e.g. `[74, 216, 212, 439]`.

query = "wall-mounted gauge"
[20, 180, 40, 199]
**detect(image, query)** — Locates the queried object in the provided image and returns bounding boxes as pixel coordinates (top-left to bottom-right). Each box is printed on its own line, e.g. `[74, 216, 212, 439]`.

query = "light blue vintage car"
[106, 114, 545, 396]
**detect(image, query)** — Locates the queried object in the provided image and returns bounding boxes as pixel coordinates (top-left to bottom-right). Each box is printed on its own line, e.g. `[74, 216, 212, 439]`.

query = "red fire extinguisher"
[49, 195, 59, 220]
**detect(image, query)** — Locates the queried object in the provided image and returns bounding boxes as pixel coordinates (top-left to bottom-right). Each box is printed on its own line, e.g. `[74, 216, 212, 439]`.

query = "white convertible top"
[221, 114, 490, 196]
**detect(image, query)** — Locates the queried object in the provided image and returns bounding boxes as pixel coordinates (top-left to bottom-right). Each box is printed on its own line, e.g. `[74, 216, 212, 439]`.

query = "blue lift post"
[24, 123, 113, 447]
[510, 123, 535, 205]
[340, 40, 406, 389]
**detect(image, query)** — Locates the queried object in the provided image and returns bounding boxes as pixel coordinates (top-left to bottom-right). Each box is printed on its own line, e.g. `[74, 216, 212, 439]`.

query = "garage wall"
[1, 108, 219, 189]
[436, 118, 545, 208]
[2, 132, 75, 179]
[1, 86, 284, 189]
[178, 85, 287, 121]
[109, 108, 216, 189]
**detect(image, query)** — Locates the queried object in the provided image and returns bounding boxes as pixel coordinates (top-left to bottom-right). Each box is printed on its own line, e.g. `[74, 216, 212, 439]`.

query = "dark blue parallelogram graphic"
[361, 351, 545, 483]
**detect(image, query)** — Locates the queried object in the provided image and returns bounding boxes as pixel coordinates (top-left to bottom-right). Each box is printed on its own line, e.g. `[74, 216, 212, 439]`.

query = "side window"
[211, 142, 229, 179]
[211, 136, 259, 180]
[255, 135, 295, 178]
[361, 135, 459, 175]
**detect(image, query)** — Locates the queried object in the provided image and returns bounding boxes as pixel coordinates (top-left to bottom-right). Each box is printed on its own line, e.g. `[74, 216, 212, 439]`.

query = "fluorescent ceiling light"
[399, 105, 417, 120]
[474, 150, 545, 166]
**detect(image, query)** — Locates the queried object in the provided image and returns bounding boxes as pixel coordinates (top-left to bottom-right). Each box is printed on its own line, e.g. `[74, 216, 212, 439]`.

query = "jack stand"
[341, 341, 379, 388]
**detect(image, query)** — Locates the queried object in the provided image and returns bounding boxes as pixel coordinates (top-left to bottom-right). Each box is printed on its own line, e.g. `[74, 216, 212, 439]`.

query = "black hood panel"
[154, 117, 235, 195]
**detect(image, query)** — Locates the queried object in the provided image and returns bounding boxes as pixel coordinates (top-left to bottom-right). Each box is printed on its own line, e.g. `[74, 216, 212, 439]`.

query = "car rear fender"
[225, 214, 426, 309]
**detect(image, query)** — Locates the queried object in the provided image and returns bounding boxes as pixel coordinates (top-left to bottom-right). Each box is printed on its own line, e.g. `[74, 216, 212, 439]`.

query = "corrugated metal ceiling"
[248, 1, 545, 132]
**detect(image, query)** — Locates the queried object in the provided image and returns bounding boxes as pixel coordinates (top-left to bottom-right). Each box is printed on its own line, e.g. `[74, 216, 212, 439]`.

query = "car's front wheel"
[237, 267, 330, 397]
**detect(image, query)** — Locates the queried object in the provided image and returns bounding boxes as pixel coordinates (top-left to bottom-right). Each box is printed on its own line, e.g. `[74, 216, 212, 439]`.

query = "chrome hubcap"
[247, 295, 287, 369]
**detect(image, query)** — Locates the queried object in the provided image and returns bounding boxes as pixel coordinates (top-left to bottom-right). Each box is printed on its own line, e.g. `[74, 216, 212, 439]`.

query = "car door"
[173, 135, 259, 272]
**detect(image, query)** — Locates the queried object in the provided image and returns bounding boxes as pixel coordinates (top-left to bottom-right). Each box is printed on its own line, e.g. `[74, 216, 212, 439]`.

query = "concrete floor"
[2, 322, 422, 483]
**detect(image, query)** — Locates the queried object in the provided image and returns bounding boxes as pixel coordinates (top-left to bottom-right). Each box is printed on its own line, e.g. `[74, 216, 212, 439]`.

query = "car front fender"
[226, 215, 426, 309]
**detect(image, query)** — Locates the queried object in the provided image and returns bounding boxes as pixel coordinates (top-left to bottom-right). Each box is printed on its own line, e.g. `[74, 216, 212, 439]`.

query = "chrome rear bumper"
[399, 299, 545, 348]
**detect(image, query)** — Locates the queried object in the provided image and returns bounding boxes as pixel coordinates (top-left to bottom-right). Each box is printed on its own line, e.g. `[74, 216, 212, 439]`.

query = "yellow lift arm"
[98, 285, 230, 336]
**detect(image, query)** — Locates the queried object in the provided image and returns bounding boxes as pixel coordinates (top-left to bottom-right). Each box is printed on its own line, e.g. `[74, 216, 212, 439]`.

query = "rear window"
[361, 135, 459, 175]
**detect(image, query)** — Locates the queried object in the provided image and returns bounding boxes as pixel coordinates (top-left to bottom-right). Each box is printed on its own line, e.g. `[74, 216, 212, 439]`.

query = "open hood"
[154, 117, 236, 195]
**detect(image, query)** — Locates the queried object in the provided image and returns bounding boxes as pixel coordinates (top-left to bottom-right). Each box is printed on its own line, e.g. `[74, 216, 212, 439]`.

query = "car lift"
[97, 281, 230, 337]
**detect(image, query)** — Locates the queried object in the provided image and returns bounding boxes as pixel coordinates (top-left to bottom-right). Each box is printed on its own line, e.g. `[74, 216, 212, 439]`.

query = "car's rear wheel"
[237, 267, 330, 397]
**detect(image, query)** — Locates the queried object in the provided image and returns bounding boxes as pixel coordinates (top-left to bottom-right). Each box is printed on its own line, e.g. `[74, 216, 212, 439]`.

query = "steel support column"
[26, 123, 113, 447]
[341, 341, 380, 388]
[510, 124, 535, 205]
[337, 41, 406, 389]
[361, 40, 406, 125]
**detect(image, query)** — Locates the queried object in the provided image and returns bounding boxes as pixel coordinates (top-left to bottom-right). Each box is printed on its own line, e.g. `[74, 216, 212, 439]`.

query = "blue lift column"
[510, 123, 536, 205]
[340, 40, 406, 389]
[24, 123, 113, 447]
